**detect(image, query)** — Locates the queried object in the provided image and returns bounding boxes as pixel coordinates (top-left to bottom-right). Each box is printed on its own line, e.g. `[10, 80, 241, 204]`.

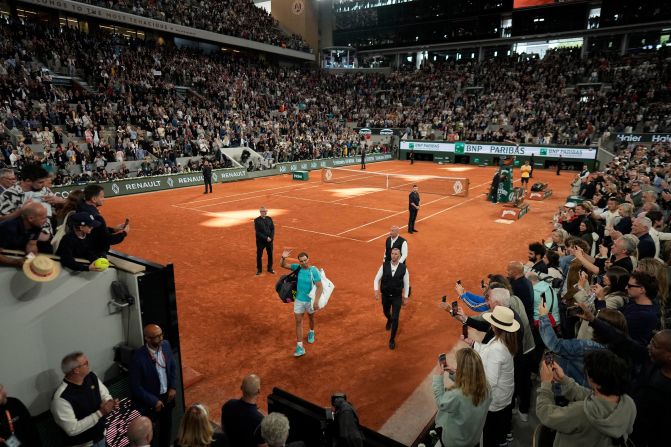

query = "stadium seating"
[1, 16, 670, 185]
[77, 0, 312, 52]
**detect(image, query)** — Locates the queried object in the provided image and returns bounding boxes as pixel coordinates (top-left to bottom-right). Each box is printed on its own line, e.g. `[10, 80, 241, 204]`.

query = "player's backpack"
[275, 268, 299, 303]
[531, 182, 545, 192]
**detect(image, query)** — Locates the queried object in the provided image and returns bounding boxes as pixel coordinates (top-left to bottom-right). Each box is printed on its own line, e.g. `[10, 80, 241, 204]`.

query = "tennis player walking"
[280, 249, 323, 357]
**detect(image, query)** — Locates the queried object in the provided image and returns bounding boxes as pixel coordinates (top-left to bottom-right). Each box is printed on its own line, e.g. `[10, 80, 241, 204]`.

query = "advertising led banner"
[52, 154, 393, 198]
[354, 127, 403, 136]
[614, 133, 671, 144]
[21, 0, 314, 61]
[400, 141, 597, 160]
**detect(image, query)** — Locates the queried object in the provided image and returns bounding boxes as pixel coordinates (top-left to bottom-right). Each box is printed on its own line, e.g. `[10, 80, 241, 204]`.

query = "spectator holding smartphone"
[432, 348, 492, 447]
[536, 350, 636, 446]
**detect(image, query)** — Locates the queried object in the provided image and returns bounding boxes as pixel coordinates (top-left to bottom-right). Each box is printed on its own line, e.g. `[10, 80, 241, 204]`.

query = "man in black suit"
[408, 184, 420, 233]
[360, 146, 366, 170]
[254, 207, 275, 275]
[129, 324, 178, 447]
[374, 248, 410, 350]
[202, 159, 213, 194]
[632, 216, 656, 260]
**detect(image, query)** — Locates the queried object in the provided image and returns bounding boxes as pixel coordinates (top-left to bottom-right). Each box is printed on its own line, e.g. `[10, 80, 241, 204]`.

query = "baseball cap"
[71, 212, 102, 228]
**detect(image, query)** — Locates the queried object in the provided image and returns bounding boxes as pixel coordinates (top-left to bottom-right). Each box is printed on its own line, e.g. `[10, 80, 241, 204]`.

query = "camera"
[450, 300, 458, 316]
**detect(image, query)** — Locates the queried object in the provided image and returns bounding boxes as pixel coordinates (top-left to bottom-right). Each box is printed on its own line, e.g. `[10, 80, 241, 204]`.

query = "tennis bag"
[275, 268, 299, 303]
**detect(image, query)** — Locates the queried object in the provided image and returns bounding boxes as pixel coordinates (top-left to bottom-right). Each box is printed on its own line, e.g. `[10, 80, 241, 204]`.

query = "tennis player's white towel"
[309, 268, 335, 309]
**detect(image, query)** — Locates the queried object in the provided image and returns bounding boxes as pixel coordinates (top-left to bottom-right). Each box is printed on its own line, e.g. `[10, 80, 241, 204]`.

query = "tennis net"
[321, 167, 469, 197]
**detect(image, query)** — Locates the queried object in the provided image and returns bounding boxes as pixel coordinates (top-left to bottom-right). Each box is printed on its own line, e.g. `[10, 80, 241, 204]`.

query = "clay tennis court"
[101, 160, 572, 431]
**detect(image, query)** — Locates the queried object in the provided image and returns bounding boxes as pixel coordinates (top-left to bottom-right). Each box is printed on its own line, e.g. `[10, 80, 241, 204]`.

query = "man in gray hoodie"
[536, 349, 636, 447]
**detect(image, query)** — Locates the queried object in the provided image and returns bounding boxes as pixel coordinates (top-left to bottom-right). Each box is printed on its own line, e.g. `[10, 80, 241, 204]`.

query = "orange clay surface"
[101, 161, 572, 430]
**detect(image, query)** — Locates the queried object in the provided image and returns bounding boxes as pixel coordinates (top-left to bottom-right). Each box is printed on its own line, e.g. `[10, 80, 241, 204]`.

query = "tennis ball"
[93, 258, 110, 271]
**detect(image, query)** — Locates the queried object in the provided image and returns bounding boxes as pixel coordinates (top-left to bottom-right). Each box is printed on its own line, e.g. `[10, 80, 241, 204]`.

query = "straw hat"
[482, 306, 520, 333]
[23, 255, 61, 282]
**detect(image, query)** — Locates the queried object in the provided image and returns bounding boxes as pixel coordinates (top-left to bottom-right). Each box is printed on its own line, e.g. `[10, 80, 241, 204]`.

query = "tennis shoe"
[294, 345, 305, 357]
[307, 330, 315, 344]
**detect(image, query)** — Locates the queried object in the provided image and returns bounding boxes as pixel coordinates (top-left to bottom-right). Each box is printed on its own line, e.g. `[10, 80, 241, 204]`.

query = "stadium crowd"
[1, 16, 670, 186]
[2, 9, 671, 445]
[78, 0, 312, 52]
[430, 139, 671, 446]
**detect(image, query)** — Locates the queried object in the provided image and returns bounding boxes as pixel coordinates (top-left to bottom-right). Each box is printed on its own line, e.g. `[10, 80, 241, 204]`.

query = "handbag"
[308, 268, 335, 309]
[275, 268, 299, 303]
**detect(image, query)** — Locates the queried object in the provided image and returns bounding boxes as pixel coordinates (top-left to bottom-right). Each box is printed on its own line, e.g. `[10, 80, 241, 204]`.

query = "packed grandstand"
[1, 1, 671, 446]
[2, 13, 669, 185]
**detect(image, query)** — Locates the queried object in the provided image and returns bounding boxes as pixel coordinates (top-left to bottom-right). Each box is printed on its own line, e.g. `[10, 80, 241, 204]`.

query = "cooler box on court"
[293, 171, 309, 181]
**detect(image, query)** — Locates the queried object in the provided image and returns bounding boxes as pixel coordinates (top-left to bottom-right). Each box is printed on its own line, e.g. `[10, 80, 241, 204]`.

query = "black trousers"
[256, 240, 273, 271]
[150, 394, 175, 447]
[408, 208, 418, 231]
[382, 294, 402, 341]
[361, 157, 366, 169]
[513, 352, 532, 414]
[203, 177, 212, 192]
[483, 402, 513, 447]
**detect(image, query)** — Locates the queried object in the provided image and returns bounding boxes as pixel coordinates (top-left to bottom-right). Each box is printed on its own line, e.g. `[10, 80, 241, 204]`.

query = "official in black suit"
[130, 324, 178, 447]
[374, 248, 410, 350]
[202, 160, 213, 194]
[360, 146, 366, 170]
[408, 184, 420, 233]
[254, 207, 275, 275]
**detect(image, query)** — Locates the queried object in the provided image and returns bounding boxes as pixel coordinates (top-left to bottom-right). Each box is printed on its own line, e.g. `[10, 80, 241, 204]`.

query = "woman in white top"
[464, 306, 519, 447]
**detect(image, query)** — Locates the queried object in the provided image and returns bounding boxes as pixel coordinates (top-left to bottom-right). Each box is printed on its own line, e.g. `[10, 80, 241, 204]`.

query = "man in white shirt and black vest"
[383, 225, 408, 264]
[374, 247, 410, 350]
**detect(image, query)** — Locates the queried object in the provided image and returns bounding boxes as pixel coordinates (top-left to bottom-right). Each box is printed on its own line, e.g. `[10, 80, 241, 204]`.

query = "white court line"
[282, 225, 364, 242]
[336, 194, 454, 236]
[176, 167, 401, 206]
[364, 179, 517, 242]
[175, 181, 327, 209]
[175, 168, 412, 210]
[281, 195, 398, 213]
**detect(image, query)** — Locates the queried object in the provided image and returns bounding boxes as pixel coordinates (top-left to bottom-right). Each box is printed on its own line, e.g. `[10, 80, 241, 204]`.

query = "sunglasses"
[626, 283, 642, 289]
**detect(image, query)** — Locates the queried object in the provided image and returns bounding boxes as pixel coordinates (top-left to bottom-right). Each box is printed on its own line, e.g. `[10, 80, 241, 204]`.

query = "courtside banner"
[400, 141, 597, 160]
[52, 168, 247, 198]
[614, 133, 671, 143]
[276, 153, 392, 173]
[52, 154, 392, 198]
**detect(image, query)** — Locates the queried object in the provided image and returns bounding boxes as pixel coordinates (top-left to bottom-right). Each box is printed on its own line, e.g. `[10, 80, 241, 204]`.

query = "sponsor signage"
[21, 0, 314, 61]
[52, 154, 393, 198]
[400, 141, 597, 160]
[354, 127, 403, 136]
[614, 133, 671, 143]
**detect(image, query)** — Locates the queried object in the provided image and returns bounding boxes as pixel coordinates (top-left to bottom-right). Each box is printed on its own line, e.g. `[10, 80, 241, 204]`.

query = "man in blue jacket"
[130, 324, 178, 447]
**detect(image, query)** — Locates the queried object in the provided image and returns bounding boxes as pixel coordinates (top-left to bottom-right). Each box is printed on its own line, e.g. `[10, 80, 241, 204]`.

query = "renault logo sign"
[112, 183, 120, 195]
